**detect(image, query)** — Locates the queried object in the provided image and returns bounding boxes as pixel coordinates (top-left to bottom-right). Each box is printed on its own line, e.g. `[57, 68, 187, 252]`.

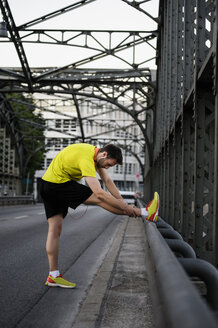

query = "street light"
[0, 21, 8, 38]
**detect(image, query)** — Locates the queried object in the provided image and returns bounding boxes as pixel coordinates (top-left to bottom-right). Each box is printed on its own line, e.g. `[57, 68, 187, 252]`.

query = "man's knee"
[48, 215, 63, 236]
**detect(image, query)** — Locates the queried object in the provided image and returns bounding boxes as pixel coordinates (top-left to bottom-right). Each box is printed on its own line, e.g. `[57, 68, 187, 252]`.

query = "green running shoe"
[145, 192, 159, 222]
[45, 274, 76, 288]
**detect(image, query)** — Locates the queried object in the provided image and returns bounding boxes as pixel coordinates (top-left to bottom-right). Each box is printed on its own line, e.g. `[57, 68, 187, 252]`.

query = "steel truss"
[146, 0, 218, 266]
[0, 0, 158, 169]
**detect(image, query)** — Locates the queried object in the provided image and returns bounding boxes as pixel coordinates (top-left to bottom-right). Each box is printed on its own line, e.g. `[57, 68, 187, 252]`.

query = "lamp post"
[123, 138, 126, 190]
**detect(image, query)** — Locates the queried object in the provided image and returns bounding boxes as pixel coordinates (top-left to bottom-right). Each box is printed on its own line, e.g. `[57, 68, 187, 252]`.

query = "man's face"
[96, 156, 117, 169]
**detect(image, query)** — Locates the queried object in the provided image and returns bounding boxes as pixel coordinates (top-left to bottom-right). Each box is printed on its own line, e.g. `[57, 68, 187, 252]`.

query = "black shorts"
[39, 179, 93, 219]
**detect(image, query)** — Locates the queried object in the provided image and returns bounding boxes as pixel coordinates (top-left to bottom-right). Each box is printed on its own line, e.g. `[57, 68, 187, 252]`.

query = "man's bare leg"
[45, 214, 76, 288]
[46, 214, 63, 271]
[84, 194, 141, 216]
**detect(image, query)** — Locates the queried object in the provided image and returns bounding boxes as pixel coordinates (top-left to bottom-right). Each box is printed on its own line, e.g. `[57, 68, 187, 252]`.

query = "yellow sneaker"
[45, 274, 76, 288]
[145, 192, 159, 222]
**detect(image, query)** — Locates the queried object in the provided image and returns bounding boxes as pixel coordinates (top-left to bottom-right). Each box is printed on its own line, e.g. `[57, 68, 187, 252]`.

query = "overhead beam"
[24, 30, 156, 81]
[121, 0, 160, 23]
[0, 0, 33, 91]
[17, 0, 97, 30]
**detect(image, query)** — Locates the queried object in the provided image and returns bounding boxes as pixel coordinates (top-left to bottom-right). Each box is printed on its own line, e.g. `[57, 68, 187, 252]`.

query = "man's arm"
[97, 168, 123, 200]
[84, 176, 135, 216]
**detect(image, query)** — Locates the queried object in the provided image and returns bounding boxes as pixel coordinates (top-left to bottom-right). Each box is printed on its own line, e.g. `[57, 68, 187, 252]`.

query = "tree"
[7, 93, 46, 193]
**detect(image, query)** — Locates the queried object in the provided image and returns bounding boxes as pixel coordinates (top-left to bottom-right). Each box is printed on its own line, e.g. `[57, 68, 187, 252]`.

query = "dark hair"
[99, 144, 123, 165]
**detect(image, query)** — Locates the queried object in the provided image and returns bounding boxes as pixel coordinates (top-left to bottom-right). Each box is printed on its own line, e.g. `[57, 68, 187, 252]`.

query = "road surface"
[0, 204, 122, 328]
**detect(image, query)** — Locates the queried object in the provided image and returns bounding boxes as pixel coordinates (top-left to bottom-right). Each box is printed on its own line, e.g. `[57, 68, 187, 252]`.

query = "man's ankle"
[49, 270, 60, 278]
[141, 208, 148, 218]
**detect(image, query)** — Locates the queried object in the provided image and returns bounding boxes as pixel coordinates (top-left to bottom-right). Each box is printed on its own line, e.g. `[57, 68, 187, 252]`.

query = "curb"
[72, 217, 129, 328]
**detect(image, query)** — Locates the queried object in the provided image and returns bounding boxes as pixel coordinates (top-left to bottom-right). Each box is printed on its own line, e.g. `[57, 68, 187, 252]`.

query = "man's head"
[96, 144, 123, 169]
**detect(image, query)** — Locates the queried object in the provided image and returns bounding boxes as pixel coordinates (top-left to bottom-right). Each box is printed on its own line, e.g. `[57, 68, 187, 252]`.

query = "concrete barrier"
[0, 196, 34, 206]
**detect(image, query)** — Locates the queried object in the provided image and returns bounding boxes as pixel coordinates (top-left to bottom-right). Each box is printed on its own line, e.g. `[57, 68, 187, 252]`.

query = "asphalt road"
[0, 204, 122, 328]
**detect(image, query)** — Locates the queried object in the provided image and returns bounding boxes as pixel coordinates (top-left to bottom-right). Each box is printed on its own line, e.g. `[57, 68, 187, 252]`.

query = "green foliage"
[7, 93, 46, 179]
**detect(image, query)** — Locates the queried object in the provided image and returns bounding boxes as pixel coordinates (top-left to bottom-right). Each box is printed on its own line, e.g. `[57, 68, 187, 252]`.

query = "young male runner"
[40, 143, 159, 288]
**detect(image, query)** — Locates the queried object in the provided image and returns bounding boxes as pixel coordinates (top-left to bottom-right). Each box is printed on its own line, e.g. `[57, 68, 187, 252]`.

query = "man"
[40, 143, 159, 288]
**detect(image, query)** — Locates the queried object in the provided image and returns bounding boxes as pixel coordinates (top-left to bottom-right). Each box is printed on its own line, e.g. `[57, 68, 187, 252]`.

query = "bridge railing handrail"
[137, 199, 218, 328]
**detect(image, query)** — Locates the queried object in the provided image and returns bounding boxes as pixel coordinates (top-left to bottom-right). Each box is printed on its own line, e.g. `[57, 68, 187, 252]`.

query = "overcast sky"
[0, 0, 159, 69]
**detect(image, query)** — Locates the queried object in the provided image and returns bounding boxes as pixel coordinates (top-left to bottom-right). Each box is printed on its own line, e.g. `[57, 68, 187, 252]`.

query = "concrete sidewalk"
[72, 217, 154, 328]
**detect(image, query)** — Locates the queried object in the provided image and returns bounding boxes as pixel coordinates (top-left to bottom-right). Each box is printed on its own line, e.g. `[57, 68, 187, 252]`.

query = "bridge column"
[213, 1, 218, 267]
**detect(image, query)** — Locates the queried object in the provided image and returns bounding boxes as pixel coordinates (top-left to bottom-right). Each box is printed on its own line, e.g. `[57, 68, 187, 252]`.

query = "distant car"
[120, 191, 136, 205]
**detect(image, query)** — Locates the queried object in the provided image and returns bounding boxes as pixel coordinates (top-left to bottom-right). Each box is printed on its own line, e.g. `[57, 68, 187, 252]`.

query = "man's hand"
[123, 204, 137, 217]
[114, 199, 137, 217]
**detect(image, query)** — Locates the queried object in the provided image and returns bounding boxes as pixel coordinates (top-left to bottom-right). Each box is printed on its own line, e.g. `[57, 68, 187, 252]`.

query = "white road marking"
[14, 215, 28, 220]
[38, 212, 45, 215]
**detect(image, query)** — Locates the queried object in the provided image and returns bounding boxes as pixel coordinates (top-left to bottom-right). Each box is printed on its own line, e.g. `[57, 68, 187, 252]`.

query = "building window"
[63, 120, 69, 132]
[63, 139, 69, 148]
[46, 158, 53, 168]
[128, 163, 132, 174]
[71, 120, 76, 131]
[55, 139, 61, 151]
[46, 139, 53, 150]
[55, 119, 61, 129]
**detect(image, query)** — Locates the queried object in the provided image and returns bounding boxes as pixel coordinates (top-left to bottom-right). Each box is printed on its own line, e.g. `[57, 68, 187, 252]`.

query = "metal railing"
[144, 218, 218, 328]
[137, 199, 218, 328]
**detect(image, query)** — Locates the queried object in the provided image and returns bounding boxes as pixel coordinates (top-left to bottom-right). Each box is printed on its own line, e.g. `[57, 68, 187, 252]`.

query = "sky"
[0, 0, 159, 69]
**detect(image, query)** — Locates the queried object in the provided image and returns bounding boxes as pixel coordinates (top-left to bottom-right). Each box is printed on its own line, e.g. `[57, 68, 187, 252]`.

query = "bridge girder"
[0, 0, 158, 167]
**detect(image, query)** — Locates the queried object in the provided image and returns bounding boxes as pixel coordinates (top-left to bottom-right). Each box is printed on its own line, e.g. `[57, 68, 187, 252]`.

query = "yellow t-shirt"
[42, 143, 97, 183]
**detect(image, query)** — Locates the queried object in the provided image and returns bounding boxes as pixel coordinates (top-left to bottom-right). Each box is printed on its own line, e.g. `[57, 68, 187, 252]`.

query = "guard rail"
[0, 196, 34, 206]
[137, 199, 218, 328]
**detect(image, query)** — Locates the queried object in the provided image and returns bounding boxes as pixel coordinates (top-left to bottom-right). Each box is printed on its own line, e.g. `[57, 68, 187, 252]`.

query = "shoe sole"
[150, 209, 159, 223]
[46, 282, 76, 288]
[153, 210, 159, 223]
